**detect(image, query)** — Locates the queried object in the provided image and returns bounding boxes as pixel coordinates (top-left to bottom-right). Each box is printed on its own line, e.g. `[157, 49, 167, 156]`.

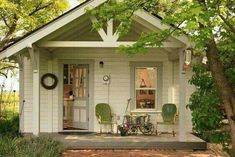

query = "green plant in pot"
[118, 124, 129, 136]
[161, 103, 177, 123]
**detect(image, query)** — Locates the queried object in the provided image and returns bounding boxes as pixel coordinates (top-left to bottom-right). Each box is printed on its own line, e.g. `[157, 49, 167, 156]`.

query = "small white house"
[0, 0, 195, 141]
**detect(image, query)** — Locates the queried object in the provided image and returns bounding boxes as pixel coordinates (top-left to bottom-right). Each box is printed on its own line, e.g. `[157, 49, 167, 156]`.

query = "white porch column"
[28, 45, 40, 135]
[48, 53, 53, 132]
[17, 54, 24, 133]
[179, 50, 186, 141]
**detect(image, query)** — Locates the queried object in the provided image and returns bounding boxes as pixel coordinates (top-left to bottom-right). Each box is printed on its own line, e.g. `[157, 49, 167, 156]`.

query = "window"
[135, 67, 157, 109]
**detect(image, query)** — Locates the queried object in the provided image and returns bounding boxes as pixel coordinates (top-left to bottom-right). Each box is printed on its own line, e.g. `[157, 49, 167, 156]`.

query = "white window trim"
[130, 62, 163, 112]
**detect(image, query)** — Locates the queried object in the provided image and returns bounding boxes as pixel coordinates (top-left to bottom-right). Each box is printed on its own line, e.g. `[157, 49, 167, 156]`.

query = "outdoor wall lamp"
[99, 61, 104, 68]
[184, 48, 192, 65]
[183, 48, 193, 70]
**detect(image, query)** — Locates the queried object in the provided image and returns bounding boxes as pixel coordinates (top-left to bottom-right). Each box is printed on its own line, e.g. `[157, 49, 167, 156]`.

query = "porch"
[47, 133, 206, 150]
[15, 4, 194, 143]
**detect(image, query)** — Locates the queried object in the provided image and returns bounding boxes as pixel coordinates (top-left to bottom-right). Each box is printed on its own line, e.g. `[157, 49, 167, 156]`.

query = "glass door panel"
[63, 64, 89, 130]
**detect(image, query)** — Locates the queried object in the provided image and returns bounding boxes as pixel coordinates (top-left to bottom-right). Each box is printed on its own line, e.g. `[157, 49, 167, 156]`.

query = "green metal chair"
[156, 103, 177, 136]
[95, 103, 117, 134]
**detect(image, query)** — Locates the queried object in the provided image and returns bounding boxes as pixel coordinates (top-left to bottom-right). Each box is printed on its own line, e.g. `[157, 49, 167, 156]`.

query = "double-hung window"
[131, 62, 162, 110]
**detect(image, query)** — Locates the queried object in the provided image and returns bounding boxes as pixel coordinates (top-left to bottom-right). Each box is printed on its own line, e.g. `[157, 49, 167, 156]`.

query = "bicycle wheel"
[128, 126, 138, 135]
[140, 123, 155, 135]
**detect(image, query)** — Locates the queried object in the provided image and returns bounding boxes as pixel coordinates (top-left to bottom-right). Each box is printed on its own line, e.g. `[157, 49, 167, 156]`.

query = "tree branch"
[0, 14, 10, 29]
[29, 2, 53, 16]
[0, 15, 18, 51]
[0, 72, 7, 78]
[8, 36, 22, 43]
[0, 66, 17, 71]
[219, 14, 235, 35]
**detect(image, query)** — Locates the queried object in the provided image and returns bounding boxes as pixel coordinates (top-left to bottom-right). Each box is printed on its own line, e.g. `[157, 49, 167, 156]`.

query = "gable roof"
[0, 0, 106, 59]
[0, 0, 190, 59]
[0, 0, 91, 53]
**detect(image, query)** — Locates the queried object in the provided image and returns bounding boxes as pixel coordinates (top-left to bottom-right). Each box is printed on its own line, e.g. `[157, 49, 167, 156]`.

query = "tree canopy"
[0, 0, 70, 51]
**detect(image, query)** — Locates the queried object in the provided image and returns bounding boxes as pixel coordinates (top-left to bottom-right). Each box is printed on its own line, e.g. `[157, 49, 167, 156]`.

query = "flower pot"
[120, 130, 128, 136]
[118, 125, 129, 136]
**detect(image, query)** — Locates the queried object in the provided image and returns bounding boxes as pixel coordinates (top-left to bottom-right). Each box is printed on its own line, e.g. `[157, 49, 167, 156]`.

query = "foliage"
[0, 87, 19, 120]
[187, 65, 222, 131]
[188, 64, 232, 155]
[0, 60, 17, 78]
[0, 92, 19, 105]
[0, 136, 18, 156]
[0, 84, 19, 137]
[0, 107, 63, 157]
[202, 131, 231, 144]
[0, 114, 20, 137]
[0, 0, 70, 50]
[199, 131, 232, 156]
[0, 136, 64, 157]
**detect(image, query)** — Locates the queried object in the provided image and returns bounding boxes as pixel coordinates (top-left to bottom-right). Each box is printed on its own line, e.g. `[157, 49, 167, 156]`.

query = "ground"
[63, 144, 229, 157]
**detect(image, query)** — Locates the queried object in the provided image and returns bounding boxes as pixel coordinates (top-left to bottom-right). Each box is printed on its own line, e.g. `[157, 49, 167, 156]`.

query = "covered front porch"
[16, 3, 194, 143]
[44, 133, 206, 150]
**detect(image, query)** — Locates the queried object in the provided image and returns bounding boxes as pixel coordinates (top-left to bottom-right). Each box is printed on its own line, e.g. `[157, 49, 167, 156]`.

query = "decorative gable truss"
[38, 12, 187, 49]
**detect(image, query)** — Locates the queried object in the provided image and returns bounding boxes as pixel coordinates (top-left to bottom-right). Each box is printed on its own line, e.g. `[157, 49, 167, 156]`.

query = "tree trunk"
[206, 39, 235, 154]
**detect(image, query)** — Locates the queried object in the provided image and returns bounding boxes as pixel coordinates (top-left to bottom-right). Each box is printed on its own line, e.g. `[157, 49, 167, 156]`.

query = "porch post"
[17, 54, 24, 133]
[28, 45, 40, 136]
[48, 53, 53, 133]
[178, 50, 186, 141]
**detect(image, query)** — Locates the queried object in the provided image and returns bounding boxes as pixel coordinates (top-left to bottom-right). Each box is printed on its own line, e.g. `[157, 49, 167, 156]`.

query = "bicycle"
[124, 113, 155, 135]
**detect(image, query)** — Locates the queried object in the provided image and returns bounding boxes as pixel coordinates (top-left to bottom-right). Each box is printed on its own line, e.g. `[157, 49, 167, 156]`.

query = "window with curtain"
[135, 67, 157, 109]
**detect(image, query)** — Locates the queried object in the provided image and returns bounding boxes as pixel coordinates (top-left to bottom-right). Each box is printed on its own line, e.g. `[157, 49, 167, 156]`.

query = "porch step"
[53, 133, 207, 150]
[65, 140, 206, 150]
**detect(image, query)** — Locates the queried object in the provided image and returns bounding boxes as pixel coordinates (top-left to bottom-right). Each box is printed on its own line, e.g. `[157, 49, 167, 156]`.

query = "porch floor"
[48, 133, 206, 150]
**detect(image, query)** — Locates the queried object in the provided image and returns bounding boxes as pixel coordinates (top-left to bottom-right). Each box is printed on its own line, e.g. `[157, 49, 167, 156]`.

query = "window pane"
[63, 64, 68, 84]
[135, 67, 157, 88]
[136, 90, 155, 109]
[74, 67, 87, 98]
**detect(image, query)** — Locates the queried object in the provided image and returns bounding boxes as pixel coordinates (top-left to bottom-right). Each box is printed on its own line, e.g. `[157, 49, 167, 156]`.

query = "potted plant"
[118, 124, 129, 136]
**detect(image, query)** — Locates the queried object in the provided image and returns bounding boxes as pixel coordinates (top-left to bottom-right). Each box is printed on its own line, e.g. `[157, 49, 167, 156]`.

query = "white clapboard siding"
[93, 60, 131, 131]
[52, 58, 59, 132]
[39, 51, 60, 132]
[39, 51, 50, 132]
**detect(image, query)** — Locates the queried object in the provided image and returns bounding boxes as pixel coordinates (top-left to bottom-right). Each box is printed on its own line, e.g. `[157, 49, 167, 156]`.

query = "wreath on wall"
[41, 73, 58, 90]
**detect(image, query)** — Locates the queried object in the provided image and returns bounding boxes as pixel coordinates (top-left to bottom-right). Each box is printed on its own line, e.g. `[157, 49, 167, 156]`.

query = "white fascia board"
[0, 0, 106, 59]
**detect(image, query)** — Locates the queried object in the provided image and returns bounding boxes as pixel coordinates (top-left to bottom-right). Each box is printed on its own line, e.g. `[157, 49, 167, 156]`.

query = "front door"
[63, 64, 89, 130]
[72, 65, 89, 130]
